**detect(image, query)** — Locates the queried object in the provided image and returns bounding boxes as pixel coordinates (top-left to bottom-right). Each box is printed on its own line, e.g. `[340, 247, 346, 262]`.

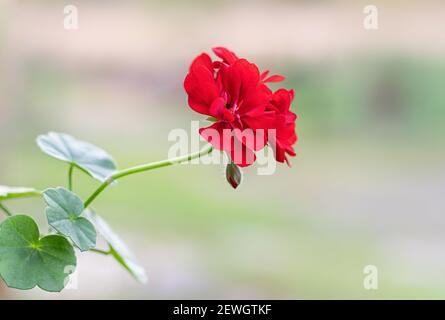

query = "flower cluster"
[184, 47, 297, 167]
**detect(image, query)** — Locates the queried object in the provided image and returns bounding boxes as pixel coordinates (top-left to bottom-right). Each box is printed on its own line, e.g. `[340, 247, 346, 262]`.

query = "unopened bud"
[226, 162, 242, 189]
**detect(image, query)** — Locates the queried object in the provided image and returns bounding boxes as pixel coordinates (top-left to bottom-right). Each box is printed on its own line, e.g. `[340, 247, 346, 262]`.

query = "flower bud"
[226, 162, 242, 189]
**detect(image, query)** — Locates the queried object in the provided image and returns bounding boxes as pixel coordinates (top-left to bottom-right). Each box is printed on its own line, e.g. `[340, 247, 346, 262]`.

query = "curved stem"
[84, 144, 213, 208]
[68, 164, 74, 191]
[0, 203, 12, 217]
[90, 248, 111, 255]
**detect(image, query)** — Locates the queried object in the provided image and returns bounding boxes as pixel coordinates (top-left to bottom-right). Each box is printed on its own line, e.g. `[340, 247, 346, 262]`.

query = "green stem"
[68, 164, 74, 191]
[0, 203, 12, 217]
[90, 248, 111, 255]
[84, 144, 213, 208]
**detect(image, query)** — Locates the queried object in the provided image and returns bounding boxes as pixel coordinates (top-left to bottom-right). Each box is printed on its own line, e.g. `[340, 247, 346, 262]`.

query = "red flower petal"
[263, 74, 286, 83]
[199, 122, 256, 167]
[219, 59, 270, 116]
[212, 47, 239, 65]
[199, 122, 227, 151]
[189, 53, 213, 72]
[209, 97, 225, 118]
[184, 54, 219, 115]
[267, 89, 298, 164]
[260, 70, 270, 80]
[229, 138, 256, 167]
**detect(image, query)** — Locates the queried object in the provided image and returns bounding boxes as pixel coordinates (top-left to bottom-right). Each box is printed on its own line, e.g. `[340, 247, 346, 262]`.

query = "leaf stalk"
[0, 203, 13, 217]
[68, 164, 74, 191]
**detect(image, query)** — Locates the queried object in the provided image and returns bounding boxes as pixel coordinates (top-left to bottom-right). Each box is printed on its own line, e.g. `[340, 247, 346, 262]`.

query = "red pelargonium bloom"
[184, 47, 297, 167]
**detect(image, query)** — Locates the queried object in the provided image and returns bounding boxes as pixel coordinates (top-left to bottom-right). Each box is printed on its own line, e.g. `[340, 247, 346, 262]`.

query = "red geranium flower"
[184, 47, 297, 167]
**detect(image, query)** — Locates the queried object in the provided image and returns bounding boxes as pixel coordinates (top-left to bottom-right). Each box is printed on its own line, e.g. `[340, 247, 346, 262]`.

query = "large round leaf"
[36, 132, 118, 182]
[0, 215, 76, 292]
[43, 187, 96, 252]
[85, 209, 147, 283]
[0, 186, 40, 201]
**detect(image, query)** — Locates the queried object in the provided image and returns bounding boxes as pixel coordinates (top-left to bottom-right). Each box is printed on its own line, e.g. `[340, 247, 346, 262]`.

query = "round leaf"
[85, 209, 147, 283]
[0, 215, 76, 292]
[44, 187, 96, 252]
[36, 132, 118, 182]
[0, 186, 40, 201]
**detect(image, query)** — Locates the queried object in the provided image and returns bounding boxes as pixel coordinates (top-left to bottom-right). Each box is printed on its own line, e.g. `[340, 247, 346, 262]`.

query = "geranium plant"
[0, 47, 297, 292]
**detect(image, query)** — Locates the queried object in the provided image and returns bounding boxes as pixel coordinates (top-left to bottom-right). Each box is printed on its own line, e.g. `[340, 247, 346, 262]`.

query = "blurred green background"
[1, 0, 445, 299]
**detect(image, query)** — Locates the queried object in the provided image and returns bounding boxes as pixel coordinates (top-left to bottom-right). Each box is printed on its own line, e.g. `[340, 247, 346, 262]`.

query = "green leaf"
[0, 215, 76, 292]
[0, 186, 40, 201]
[36, 132, 118, 182]
[43, 187, 96, 252]
[84, 209, 147, 283]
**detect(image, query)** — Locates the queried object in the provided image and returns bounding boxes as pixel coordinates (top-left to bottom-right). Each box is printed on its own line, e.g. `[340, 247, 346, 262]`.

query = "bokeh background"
[1, 0, 444, 299]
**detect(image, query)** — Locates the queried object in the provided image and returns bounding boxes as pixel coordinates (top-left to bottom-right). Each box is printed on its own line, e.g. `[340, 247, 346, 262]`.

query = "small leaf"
[0, 186, 40, 201]
[226, 162, 242, 189]
[36, 132, 118, 182]
[0, 215, 76, 292]
[84, 209, 147, 283]
[206, 116, 218, 122]
[43, 187, 96, 252]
